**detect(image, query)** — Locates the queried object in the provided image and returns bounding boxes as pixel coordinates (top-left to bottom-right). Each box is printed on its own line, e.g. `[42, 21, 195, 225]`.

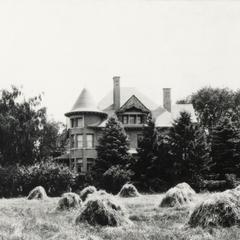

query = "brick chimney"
[163, 88, 171, 112]
[113, 76, 120, 111]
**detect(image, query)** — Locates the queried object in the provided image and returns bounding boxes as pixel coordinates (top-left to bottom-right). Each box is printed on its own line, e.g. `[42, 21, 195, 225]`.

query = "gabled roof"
[155, 110, 173, 127]
[118, 95, 150, 113]
[98, 87, 158, 111]
[155, 104, 197, 127]
[171, 104, 197, 123]
[65, 88, 107, 117]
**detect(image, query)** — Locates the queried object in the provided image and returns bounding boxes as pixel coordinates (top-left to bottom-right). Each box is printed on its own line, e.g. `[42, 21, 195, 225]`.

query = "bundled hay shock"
[80, 186, 97, 201]
[175, 182, 195, 197]
[57, 192, 82, 210]
[27, 186, 47, 200]
[160, 182, 195, 207]
[118, 183, 140, 198]
[76, 194, 130, 226]
[189, 189, 240, 228]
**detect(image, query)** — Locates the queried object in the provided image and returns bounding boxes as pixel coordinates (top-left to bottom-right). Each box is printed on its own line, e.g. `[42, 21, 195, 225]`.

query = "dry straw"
[27, 186, 48, 200]
[160, 182, 195, 207]
[118, 183, 140, 198]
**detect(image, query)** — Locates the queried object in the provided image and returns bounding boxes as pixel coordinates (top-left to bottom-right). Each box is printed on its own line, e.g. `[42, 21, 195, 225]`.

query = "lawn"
[0, 193, 240, 240]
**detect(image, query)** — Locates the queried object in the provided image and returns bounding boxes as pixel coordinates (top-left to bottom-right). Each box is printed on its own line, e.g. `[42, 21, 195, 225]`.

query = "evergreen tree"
[169, 111, 211, 186]
[147, 131, 173, 191]
[132, 116, 158, 188]
[93, 116, 131, 176]
[211, 115, 240, 177]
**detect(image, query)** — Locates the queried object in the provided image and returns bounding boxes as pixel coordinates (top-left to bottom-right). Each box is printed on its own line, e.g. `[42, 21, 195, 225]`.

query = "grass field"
[0, 193, 240, 240]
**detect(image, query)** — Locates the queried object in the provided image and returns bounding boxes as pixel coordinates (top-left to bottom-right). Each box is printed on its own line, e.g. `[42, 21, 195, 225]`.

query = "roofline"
[117, 94, 151, 113]
[65, 111, 108, 118]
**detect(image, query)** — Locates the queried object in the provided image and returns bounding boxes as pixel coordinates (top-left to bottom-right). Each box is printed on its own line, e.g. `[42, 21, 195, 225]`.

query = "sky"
[0, 0, 240, 123]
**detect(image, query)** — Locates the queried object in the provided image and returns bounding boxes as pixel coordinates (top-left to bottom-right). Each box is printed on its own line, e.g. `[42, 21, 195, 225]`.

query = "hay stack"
[189, 189, 240, 228]
[175, 182, 196, 198]
[160, 183, 195, 208]
[57, 192, 82, 210]
[97, 190, 108, 196]
[118, 183, 140, 198]
[80, 186, 97, 201]
[76, 194, 130, 226]
[27, 186, 47, 200]
[235, 185, 240, 191]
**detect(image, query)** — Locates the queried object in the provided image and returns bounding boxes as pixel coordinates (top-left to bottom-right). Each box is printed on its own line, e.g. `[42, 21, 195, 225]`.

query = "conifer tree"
[169, 111, 211, 186]
[211, 115, 240, 177]
[93, 116, 131, 175]
[148, 131, 173, 189]
[133, 116, 158, 187]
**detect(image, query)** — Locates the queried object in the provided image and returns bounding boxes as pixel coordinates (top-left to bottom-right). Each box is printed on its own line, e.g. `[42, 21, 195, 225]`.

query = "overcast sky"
[0, 0, 240, 122]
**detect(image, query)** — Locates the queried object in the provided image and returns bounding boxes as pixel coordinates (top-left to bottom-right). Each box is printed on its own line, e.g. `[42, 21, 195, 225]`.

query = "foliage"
[102, 165, 133, 194]
[0, 86, 66, 165]
[178, 87, 240, 131]
[168, 111, 212, 188]
[132, 116, 159, 189]
[211, 115, 240, 178]
[91, 116, 132, 188]
[0, 161, 75, 197]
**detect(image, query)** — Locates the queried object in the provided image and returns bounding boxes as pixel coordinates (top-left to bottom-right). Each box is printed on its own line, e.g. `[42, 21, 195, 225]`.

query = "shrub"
[102, 165, 133, 194]
[225, 174, 239, 189]
[57, 192, 82, 210]
[80, 186, 97, 201]
[189, 189, 240, 228]
[27, 186, 47, 200]
[203, 180, 228, 192]
[118, 183, 140, 198]
[0, 162, 76, 197]
[160, 183, 195, 208]
[76, 194, 130, 226]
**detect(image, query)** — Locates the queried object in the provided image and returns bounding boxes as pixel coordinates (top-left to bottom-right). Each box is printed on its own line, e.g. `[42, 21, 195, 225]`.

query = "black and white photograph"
[0, 0, 240, 239]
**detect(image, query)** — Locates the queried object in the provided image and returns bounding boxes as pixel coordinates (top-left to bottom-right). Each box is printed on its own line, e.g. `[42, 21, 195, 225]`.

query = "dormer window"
[123, 116, 128, 124]
[129, 116, 135, 124]
[120, 114, 144, 125]
[136, 116, 142, 124]
[71, 117, 84, 128]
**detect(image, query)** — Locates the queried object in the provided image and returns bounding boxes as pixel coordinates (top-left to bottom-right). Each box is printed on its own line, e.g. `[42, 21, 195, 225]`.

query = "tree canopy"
[0, 86, 65, 166]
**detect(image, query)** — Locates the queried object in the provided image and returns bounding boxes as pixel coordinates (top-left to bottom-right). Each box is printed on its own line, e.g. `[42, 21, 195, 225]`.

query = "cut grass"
[0, 193, 240, 239]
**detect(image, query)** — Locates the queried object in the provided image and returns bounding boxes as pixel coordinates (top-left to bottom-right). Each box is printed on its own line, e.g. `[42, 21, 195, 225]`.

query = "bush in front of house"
[102, 165, 133, 194]
[0, 161, 76, 198]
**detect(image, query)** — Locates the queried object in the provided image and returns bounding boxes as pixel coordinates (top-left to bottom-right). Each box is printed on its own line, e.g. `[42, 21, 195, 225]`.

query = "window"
[76, 134, 83, 149]
[129, 115, 135, 124]
[70, 158, 75, 171]
[76, 117, 83, 128]
[71, 119, 75, 128]
[123, 115, 128, 124]
[86, 134, 94, 148]
[87, 158, 94, 171]
[136, 115, 142, 124]
[70, 135, 75, 148]
[70, 117, 83, 128]
[137, 134, 144, 147]
[76, 158, 83, 172]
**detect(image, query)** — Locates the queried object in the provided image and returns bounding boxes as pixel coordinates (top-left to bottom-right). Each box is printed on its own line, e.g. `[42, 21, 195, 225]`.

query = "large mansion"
[58, 76, 197, 174]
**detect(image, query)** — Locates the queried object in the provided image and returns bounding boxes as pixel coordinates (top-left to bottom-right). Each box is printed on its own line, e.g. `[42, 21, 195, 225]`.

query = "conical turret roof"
[65, 88, 107, 117]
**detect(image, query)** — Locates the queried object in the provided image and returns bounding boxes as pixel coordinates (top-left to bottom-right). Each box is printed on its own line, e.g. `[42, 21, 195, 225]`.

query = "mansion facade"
[59, 76, 197, 174]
